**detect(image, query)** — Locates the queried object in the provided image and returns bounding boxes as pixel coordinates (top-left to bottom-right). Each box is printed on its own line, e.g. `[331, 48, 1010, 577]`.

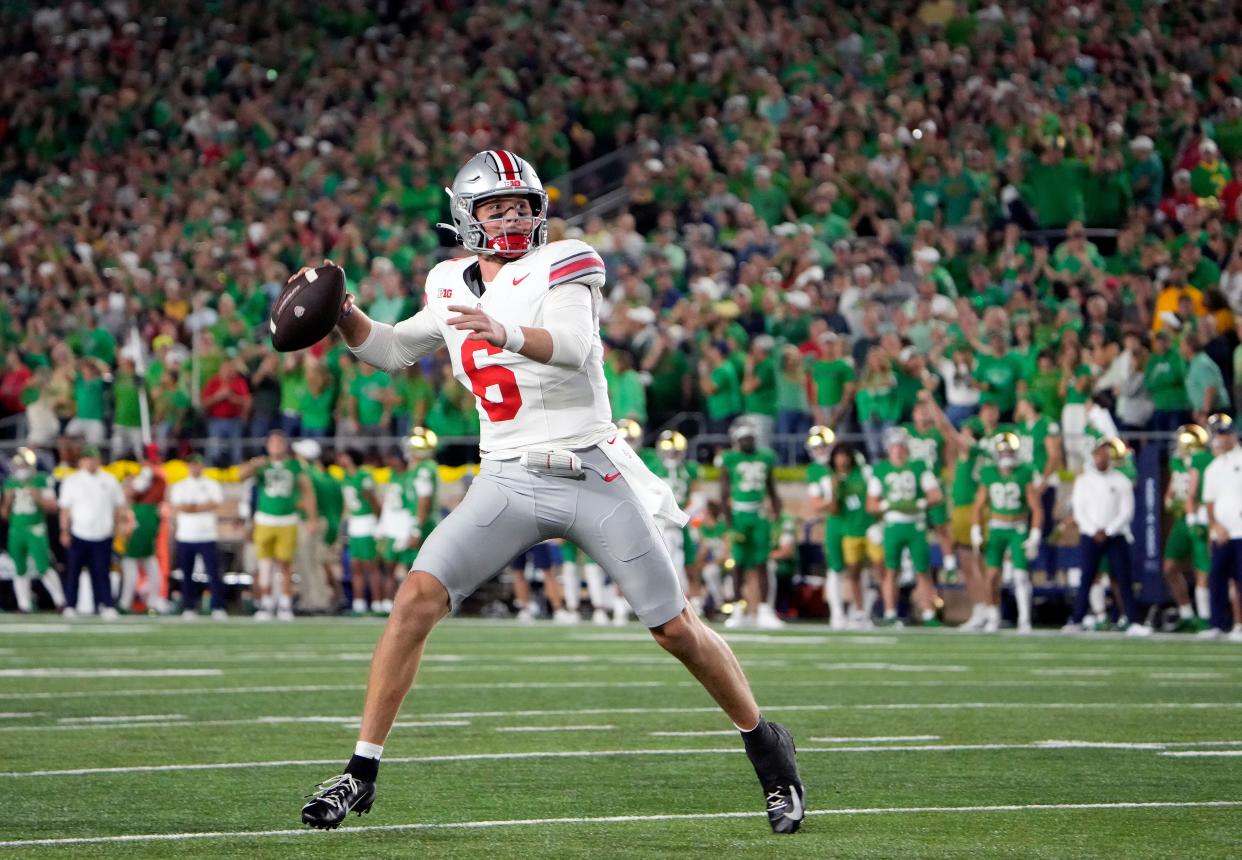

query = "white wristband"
[503, 322, 525, 353]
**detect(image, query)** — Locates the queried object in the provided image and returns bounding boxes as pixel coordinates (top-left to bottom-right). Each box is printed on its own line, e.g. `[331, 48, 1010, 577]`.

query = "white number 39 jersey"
[419, 239, 614, 457]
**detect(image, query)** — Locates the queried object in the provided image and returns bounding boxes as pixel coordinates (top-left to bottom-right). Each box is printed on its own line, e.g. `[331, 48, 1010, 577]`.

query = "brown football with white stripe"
[269, 264, 346, 352]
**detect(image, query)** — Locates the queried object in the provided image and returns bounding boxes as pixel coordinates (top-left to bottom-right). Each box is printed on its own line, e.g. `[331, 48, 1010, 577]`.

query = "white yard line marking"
[58, 714, 185, 724]
[0, 801, 1238, 847]
[816, 663, 969, 673]
[1031, 668, 1115, 677]
[9, 740, 1242, 778]
[648, 730, 740, 737]
[0, 713, 38, 719]
[0, 684, 367, 701]
[1150, 672, 1224, 680]
[809, 735, 942, 743]
[0, 624, 153, 634]
[0, 669, 221, 678]
[1161, 750, 1242, 758]
[495, 725, 616, 733]
[0, 717, 469, 733]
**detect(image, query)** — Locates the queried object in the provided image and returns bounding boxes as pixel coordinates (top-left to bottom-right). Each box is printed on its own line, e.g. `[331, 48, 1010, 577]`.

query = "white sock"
[40, 571, 65, 608]
[12, 576, 32, 612]
[354, 741, 383, 760]
[1089, 581, 1107, 616]
[1178, 603, 1194, 619]
[119, 560, 139, 610]
[352, 597, 367, 613]
[561, 563, 580, 611]
[1195, 586, 1210, 619]
[863, 575, 878, 616]
[277, 593, 292, 611]
[884, 609, 897, 620]
[701, 563, 723, 604]
[825, 571, 845, 623]
[1013, 570, 1032, 628]
[943, 553, 958, 572]
[260, 594, 276, 611]
[765, 564, 777, 609]
[584, 564, 608, 610]
[987, 605, 1001, 624]
[921, 608, 936, 621]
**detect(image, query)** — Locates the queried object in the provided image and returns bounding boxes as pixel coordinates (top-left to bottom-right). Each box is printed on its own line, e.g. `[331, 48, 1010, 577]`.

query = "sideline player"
[339, 449, 384, 616]
[118, 444, 167, 614]
[299, 151, 803, 833]
[238, 430, 316, 621]
[1, 448, 65, 612]
[971, 433, 1042, 632]
[1163, 424, 1213, 631]
[720, 419, 784, 629]
[642, 430, 701, 602]
[1202, 414, 1242, 640]
[867, 427, 943, 626]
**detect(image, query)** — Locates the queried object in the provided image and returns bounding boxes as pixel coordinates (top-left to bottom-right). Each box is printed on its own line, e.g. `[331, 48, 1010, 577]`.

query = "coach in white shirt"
[1067, 438, 1150, 634]
[1202, 415, 1242, 637]
[57, 445, 130, 617]
[168, 454, 226, 619]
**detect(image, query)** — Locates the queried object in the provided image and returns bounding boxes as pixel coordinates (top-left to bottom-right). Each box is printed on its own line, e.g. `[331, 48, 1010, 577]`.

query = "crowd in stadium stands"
[2, 1, 1242, 633]
[2, 0, 1242, 458]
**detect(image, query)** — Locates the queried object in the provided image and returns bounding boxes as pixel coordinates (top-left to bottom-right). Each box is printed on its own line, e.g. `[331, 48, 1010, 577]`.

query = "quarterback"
[299, 152, 804, 833]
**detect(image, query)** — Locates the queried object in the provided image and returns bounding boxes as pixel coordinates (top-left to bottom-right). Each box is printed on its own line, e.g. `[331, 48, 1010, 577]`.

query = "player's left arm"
[1186, 467, 1201, 518]
[0, 489, 10, 520]
[1044, 430, 1063, 477]
[922, 470, 943, 507]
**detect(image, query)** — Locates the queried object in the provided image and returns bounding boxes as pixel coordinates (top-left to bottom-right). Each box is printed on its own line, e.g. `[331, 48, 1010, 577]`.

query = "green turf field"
[0, 617, 1240, 858]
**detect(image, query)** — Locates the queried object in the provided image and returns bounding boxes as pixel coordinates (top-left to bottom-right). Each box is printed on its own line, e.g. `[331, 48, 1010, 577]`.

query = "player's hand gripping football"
[289, 259, 355, 321]
[447, 304, 506, 347]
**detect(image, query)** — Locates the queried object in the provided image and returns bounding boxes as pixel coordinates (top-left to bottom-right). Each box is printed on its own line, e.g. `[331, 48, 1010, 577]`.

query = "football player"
[302, 151, 802, 833]
[810, 433, 879, 630]
[338, 449, 384, 616]
[238, 429, 316, 621]
[867, 427, 944, 627]
[118, 444, 167, 614]
[375, 448, 415, 612]
[1, 448, 65, 612]
[641, 430, 701, 602]
[971, 433, 1043, 632]
[1163, 424, 1213, 631]
[904, 401, 958, 582]
[720, 418, 784, 629]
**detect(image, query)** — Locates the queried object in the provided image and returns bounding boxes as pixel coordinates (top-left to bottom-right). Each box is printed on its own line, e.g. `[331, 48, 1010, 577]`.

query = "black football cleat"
[743, 720, 806, 834]
[302, 773, 376, 829]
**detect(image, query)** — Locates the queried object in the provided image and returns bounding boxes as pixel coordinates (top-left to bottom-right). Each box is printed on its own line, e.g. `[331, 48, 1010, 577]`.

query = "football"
[269, 263, 346, 352]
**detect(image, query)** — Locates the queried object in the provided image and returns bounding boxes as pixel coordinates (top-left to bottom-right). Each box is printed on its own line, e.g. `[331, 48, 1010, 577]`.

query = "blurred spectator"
[202, 358, 251, 467]
[110, 357, 144, 462]
[1146, 332, 1192, 435]
[1182, 333, 1230, 424]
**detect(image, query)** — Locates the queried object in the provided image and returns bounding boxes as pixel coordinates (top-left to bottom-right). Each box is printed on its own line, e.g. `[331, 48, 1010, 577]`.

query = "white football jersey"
[420, 239, 614, 458]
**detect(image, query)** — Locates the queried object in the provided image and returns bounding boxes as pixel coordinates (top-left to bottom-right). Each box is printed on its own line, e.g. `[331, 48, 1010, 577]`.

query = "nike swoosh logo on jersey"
[784, 786, 804, 821]
[603, 472, 622, 482]
[607, 437, 617, 444]
[513, 273, 529, 285]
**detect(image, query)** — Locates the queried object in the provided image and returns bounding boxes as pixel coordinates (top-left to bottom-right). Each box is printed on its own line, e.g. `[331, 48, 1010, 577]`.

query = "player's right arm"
[0, 488, 11, 520]
[720, 458, 733, 529]
[346, 307, 445, 374]
[236, 456, 267, 482]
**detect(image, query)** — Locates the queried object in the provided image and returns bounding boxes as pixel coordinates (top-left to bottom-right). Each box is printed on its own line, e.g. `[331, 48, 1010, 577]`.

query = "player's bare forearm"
[1027, 485, 1044, 531]
[515, 326, 555, 364]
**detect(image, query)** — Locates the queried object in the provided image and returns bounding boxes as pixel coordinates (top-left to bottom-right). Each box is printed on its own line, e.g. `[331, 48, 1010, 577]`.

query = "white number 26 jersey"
[388, 239, 615, 459]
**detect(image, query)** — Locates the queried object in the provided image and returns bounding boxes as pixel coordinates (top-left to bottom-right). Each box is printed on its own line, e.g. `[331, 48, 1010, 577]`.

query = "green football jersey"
[642, 450, 699, 508]
[951, 446, 983, 507]
[307, 466, 343, 529]
[1015, 415, 1059, 474]
[904, 425, 946, 473]
[406, 460, 439, 522]
[978, 464, 1036, 517]
[870, 460, 935, 517]
[1169, 451, 1213, 515]
[3, 474, 51, 527]
[835, 466, 875, 538]
[806, 461, 833, 501]
[720, 448, 777, 511]
[255, 459, 303, 518]
[341, 471, 378, 518]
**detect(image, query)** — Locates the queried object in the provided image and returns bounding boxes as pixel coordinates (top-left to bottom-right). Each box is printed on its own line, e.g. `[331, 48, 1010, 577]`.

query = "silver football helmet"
[441, 150, 549, 260]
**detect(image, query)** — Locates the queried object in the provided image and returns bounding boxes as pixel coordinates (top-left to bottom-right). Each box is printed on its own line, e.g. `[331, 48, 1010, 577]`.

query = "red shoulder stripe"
[550, 254, 605, 282]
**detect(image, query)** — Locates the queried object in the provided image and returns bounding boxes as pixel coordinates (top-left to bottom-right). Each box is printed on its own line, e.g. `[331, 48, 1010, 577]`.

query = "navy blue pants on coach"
[1208, 539, 1242, 632]
[177, 541, 224, 612]
[64, 536, 115, 611]
[1073, 535, 1138, 623]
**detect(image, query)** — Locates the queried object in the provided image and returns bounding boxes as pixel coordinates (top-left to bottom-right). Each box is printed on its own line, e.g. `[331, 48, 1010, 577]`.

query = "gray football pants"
[413, 445, 685, 627]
